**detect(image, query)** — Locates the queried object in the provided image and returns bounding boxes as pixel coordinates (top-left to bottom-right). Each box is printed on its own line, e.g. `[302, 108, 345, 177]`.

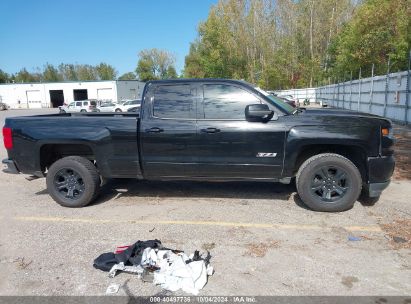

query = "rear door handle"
[145, 127, 164, 133]
[200, 127, 221, 134]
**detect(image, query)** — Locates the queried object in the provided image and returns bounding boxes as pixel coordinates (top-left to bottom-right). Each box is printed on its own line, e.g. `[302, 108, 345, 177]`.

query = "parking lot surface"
[0, 109, 410, 296]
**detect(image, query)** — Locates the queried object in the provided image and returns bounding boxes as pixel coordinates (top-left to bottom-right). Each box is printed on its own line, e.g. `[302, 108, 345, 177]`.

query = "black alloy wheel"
[53, 168, 85, 200]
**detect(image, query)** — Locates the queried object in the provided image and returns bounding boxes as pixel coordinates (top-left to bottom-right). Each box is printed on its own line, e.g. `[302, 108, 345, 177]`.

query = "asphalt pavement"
[0, 109, 410, 297]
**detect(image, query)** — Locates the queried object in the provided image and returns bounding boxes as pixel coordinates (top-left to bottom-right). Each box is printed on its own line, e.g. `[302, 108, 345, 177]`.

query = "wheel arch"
[40, 143, 96, 173]
[286, 143, 368, 183]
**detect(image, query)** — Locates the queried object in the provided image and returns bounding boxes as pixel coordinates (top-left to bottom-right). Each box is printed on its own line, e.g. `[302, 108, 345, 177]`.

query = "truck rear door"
[140, 83, 199, 179]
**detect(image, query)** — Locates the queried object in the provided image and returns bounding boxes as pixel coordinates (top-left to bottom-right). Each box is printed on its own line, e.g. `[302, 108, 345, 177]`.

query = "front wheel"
[296, 153, 362, 212]
[46, 156, 100, 207]
[115, 108, 122, 112]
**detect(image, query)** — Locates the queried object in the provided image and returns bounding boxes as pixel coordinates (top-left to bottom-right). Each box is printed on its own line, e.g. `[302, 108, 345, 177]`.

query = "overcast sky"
[0, 0, 217, 76]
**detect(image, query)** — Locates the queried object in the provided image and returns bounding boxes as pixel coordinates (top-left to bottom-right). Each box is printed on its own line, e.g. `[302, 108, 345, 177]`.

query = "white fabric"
[140, 248, 212, 295]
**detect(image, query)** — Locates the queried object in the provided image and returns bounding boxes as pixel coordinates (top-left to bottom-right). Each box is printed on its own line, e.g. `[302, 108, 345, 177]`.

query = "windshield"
[254, 87, 294, 114]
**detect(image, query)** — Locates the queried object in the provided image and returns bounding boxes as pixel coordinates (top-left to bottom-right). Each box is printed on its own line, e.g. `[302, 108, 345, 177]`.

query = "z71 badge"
[256, 153, 277, 157]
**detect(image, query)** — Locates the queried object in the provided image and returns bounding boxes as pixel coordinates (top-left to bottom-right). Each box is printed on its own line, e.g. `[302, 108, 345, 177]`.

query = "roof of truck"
[146, 78, 254, 87]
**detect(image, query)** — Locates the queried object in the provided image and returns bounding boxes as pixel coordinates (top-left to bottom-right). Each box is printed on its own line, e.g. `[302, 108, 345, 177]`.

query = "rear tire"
[80, 109, 86, 113]
[115, 108, 122, 112]
[46, 156, 100, 207]
[296, 153, 362, 212]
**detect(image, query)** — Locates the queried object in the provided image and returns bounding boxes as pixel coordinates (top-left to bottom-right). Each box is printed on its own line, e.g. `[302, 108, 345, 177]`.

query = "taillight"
[3, 127, 13, 149]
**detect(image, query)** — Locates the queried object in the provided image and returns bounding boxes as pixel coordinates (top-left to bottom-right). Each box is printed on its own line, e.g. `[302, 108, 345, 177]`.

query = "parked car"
[316, 99, 328, 107]
[269, 93, 297, 108]
[97, 101, 117, 112]
[0, 102, 9, 111]
[127, 106, 140, 112]
[114, 99, 141, 112]
[3, 79, 394, 212]
[59, 100, 97, 113]
[278, 94, 298, 107]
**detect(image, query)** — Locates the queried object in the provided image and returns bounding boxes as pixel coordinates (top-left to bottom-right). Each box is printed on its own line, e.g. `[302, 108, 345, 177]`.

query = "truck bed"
[4, 113, 142, 178]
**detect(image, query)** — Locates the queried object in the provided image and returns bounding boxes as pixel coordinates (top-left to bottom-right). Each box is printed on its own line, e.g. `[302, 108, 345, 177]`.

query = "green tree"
[328, 0, 410, 78]
[184, 42, 206, 78]
[76, 64, 97, 81]
[59, 63, 78, 81]
[136, 48, 176, 81]
[96, 62, 117, 80]
[14, 68, 40, 83]
[185, 0, 357, 89]
[43, 63, 62, 82]
[165, 66, 178, 79]
[118, 72, 136, 80]
[0, 69, 9, 83]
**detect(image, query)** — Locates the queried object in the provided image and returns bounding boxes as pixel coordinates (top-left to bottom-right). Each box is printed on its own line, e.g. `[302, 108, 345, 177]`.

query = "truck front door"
[195, 82, 285, 180]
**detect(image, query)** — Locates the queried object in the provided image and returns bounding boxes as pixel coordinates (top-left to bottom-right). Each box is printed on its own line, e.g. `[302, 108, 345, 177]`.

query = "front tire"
[46, 156, 100, 207]
[115, 108, 122, 112]
[296, 153, 362, 212]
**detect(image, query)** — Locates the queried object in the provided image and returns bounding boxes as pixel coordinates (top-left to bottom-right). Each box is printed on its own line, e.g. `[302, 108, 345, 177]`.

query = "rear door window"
[153, 84, 194, 119]
[75, 102, 82, 107]
[202, 84, 260, 120]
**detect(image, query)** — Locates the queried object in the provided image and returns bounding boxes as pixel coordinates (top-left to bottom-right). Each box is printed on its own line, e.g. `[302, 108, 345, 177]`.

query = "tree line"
[0, 63, 122, 83]
[1, 0, 409, 88]
[0, 48, 179, 84]
[184, 0, 410, 89]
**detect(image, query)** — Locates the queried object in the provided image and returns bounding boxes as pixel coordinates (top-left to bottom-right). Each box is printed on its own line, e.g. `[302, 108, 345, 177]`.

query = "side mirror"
[245, 104, 276, 122]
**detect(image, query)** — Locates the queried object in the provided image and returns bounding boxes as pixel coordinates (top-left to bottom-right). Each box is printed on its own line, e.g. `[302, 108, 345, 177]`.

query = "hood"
[302, 107, 391, 123]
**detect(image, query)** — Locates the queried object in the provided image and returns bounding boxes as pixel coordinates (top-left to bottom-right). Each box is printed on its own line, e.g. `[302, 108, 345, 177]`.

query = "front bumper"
[2, 159, 19, 174]
[368, 155, 395, 183]
[365, 155, 395, 197]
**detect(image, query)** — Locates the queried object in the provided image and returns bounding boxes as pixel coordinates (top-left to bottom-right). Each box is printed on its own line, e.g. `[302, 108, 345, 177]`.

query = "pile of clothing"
[93, 239, 214, 295]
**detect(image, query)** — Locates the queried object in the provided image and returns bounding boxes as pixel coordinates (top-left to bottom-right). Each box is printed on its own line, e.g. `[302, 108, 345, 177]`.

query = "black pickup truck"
[2, 79, 395, 212]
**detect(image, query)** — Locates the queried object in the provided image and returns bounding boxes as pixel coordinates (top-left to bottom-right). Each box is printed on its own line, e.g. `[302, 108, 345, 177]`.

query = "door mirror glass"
[245, 104, 276, 122]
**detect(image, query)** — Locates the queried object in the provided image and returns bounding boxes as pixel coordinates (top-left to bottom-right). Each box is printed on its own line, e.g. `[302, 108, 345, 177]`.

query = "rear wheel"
[296, 153, 362, 212]
[46, 156, 100, 207]
[115, 108, 122, 112]
[80, 109, 86, 113]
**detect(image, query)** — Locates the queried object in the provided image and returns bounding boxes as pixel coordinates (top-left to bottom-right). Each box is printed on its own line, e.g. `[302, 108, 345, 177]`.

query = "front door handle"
[200, 127, 221, 134]
[145, 127, 164, 133]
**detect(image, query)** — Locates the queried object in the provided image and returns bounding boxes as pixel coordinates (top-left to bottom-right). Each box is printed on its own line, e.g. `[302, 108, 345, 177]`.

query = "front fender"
[282, 125, 379, 177]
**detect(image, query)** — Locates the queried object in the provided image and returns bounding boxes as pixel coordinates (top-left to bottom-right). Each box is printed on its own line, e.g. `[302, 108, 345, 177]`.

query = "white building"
[0, 80, 145, 109]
